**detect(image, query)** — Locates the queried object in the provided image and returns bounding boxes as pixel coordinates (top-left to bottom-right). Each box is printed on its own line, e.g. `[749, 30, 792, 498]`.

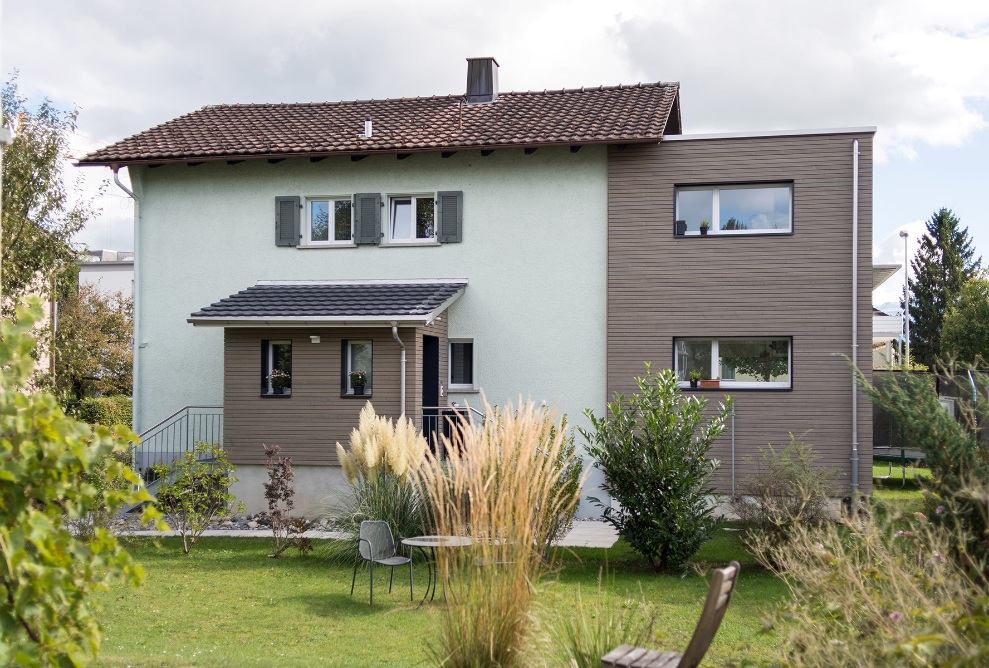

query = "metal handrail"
[132, 405, 224, 484]
[138, 405, 223, 437]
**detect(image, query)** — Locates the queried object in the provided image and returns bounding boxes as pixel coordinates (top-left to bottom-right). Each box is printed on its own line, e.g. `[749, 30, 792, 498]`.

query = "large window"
[389, 195, 435, 242]
[675, 184, 792, 236]
[261, 340, 292, 396]
[448, 340, 475, 391]
[343, 340, 372, 395]
[307, 198, 353, 245]
[675, 337, 791, 389]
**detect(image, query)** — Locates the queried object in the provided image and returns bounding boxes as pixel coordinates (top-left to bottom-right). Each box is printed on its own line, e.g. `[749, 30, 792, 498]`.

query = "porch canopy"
[188, 278, 468, 327]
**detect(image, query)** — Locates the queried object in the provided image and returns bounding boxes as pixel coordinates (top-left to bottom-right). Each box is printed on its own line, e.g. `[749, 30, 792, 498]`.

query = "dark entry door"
[422, 335, 440, 454]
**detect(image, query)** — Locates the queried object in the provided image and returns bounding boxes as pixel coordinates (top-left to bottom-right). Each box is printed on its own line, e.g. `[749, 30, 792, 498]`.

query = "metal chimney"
[466, 57, 499, 104]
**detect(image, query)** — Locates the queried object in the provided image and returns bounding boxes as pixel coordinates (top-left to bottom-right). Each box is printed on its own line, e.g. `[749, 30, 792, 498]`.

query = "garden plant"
[582, 364, 731, 571]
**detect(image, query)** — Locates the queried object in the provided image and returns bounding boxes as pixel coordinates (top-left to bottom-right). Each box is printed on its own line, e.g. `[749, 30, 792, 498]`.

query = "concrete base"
[231, 464, 351, 516]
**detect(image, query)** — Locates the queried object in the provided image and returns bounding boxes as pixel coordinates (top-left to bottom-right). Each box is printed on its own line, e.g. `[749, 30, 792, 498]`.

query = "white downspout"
[391, 324, 406, 417]
[850, 139, 860, 515]
[114, 167, 140, 433]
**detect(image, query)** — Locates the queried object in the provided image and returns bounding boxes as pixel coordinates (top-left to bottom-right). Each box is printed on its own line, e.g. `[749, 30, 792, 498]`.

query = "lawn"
[92, 483, 923, 667]
[93, 531, 785, 667]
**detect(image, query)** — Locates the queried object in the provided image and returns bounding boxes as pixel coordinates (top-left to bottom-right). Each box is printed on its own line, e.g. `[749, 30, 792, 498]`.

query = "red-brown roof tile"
[78, 82, 680, 165]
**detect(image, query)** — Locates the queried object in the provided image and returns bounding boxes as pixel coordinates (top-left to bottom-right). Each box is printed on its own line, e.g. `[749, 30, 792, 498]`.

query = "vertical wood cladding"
[607, 133, 875, 494]
[224, 321, 447, 467]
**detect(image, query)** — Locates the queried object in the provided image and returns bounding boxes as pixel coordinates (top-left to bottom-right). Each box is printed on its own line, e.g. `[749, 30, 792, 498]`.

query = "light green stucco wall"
[131, 147, 609, 463]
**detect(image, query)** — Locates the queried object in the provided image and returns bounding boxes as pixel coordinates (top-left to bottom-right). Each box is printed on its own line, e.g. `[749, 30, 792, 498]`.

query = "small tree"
[153, 441, 241, 555]
[263, 444, 312, 557]
[0, 299, 158, 665]
[581, 364, 731, 572]
[941, 274, 989, 366]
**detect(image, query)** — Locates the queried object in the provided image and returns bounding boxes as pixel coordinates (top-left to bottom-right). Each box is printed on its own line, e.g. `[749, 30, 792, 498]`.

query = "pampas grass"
[417, 399, 583, 668]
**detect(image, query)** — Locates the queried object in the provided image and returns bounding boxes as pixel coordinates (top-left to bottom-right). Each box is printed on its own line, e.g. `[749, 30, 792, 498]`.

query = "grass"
[92, 529, 783, 667]
[92, 480, 922, 667]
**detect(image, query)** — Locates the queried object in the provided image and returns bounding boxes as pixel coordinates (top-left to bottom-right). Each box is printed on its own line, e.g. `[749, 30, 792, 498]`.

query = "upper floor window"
[675, 184, 792, 236]
[307, 198, 352, 245]
[389, 195, 435, 242]
[675, 337, 791, 389]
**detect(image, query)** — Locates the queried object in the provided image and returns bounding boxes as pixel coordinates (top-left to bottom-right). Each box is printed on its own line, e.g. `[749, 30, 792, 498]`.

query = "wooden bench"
[601, 561, 740, 668]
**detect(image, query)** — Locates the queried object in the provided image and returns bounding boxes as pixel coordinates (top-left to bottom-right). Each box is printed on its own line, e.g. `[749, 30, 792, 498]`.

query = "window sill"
[341, 391, 372, 398]
[299, 242, 357, 249]
[675, 230, 793, 238]
[679, 382, 791, 392]
[380, 240, 440, 248]
[261, 390, 292, 398]
[449, 385, 479, 394]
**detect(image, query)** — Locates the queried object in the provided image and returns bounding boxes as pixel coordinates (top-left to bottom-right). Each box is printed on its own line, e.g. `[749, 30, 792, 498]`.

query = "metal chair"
[350, 521, 413, 604]
[601, 561, 741, 668]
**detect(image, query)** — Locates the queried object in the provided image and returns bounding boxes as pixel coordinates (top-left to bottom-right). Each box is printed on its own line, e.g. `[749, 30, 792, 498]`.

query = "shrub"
[581, 364, 731, 572]
[65, 450, 134, 541]
[729, 436, 840, 547]
[750, 497, 989, 667]
[0, 299, 159, 666]
[263, 444, 313, 557]
[324, 402, 429, 548]
[858, 365, 989, 567]
[153, 441, 242, 554]
[76, 394, 132, 427]
[417, 399, 581, 668]
[545, 416, 583, 554]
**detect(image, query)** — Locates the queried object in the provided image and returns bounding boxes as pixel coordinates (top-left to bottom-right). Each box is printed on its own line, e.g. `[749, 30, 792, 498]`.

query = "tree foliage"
[581, 364, 730, 572]
[908, 208, 981, 367]
[0, 299, 158, 666]
[54, 282, 133, 403]
[2, 76, 102, 314]
[941, 275, 989, 366]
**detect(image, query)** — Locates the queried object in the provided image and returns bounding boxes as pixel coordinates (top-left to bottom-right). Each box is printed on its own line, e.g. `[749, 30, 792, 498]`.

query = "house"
[872, 263, 903, 368]
[79, 58, 875, 513]
[78, 250, 135, 298]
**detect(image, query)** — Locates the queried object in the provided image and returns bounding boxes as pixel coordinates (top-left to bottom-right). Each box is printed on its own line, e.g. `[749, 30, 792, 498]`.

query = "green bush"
[545, 416, 584, 553]
[0, 299, 159, 666]
[153, 441, 241, 555]
[77, 394, 132, 427]
[729, 437, 840, 548]
[581, 364, 731, 572]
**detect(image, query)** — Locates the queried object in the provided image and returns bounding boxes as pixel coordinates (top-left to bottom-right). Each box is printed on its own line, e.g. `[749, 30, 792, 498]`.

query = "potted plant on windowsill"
[699, 220, 711, 236]
[688, 370, 702, 389]
[350, 370, 367, 395]
[269, 369, 290, 395]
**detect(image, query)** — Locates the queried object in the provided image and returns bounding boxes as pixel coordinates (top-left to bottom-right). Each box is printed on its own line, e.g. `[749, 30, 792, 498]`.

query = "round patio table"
[401, 535, 473, 606]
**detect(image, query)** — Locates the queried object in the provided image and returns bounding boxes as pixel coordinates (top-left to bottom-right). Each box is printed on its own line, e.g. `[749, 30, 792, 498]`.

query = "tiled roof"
[188, 279, 467, 326]
[79, 83, 679, 165]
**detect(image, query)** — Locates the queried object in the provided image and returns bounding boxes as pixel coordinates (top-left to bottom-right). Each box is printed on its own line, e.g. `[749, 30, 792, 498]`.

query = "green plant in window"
[268, 369, 290, 389]
[699, 220, 710, 231]
[349, 369, 367, 387]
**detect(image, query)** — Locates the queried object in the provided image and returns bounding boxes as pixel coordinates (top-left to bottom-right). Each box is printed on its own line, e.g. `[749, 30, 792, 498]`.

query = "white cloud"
[872, 219, 928, 306]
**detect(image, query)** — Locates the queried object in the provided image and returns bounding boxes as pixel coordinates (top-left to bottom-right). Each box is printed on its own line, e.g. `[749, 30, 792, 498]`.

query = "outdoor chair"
[350, 520, 413, 605]
[601, 561, 740, 668]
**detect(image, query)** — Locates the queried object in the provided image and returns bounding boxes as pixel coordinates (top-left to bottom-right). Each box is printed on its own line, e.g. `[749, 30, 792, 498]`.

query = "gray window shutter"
[275, 196, 300, 247]
[353, 193, 382, 245]
[437, 191, 463, 243]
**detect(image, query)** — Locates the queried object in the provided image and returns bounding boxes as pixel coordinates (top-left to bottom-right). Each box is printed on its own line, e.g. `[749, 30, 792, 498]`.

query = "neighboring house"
[79, 58, 875, 513]
[872, 263, 903, 368]
[78, 250, 135, 297]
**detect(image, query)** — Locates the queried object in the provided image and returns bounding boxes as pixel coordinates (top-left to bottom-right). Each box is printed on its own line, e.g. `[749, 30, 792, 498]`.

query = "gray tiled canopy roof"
[79, 83, 680, 165]
[188, 280, 467, 326]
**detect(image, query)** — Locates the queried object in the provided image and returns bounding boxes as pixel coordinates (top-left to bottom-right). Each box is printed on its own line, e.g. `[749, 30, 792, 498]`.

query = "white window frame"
[675, 337, 792, 390]
[263, 339, 292, 395]
[345, 340, 372, 395]
[304, 197, 354, 246]
[675, 184, 793, 236]
[448, 338, 477, 392]
[386, 194, 437, 244]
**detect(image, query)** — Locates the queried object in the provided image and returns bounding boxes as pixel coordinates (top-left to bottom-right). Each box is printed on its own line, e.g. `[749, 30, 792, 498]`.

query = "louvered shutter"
[353, 193, 382, 245]
[437, 191, 463, 243]
[275, 196, 300, 247]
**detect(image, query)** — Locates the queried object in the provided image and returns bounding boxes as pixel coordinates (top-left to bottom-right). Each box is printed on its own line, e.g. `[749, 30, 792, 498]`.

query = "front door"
[422, 335, 440, 454]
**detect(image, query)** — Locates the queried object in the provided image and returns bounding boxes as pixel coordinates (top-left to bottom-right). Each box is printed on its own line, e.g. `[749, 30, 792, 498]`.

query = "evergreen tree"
[907, 208, 981, 367]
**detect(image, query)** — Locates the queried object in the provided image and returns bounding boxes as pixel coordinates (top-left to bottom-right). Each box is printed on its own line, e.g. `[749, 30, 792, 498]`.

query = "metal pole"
[900, 230, 910, 368]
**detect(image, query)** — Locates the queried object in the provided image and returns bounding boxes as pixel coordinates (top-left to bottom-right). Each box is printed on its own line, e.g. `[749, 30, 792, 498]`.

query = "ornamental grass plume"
[335, 402, 426, 485]
[416, 398, 583, 668]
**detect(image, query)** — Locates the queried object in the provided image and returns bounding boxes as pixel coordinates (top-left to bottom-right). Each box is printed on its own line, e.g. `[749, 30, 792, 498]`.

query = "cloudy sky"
[3, 0, 987, 306]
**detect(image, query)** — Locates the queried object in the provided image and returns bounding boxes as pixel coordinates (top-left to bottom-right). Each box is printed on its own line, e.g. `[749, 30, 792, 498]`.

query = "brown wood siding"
[224, 326, 419, 466]
[607, 133, 874, 495]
